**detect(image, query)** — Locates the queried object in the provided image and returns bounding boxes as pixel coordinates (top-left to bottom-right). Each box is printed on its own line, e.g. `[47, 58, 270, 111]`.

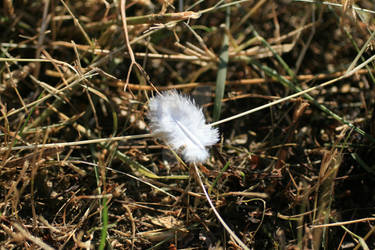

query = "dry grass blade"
[126, 11, 201, 25]
[0, 134, 152, 152]
[296, 0, 375, 15]
[59, 0, 93, 47]
[121, 0, 137, 92]
[310, 217, 375, 228]
[312, 149, 342, 249]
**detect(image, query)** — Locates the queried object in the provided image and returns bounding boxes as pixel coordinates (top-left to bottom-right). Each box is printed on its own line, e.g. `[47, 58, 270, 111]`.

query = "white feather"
[148, 90, 219, 163]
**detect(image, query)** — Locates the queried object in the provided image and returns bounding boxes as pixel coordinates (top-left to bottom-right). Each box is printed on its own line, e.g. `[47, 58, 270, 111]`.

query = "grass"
[1, 0, 375, 249]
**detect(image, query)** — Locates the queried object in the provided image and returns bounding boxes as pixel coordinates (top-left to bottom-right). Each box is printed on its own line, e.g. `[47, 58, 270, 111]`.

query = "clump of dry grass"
[1, 0, 375, 249]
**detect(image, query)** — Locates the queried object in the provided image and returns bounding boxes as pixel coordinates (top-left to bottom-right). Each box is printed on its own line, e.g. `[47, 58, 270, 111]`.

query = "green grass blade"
[209, 160, 230, 194]
[99, 196, 108, 250]
[213, 7, 230, 121]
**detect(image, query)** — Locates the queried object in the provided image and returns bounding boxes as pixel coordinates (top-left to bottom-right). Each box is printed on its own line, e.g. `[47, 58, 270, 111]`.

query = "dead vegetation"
[1, 0, 375, 249]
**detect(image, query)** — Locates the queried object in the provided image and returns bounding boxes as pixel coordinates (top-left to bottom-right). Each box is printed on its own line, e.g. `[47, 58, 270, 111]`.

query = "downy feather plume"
[148, 90, 219, 163]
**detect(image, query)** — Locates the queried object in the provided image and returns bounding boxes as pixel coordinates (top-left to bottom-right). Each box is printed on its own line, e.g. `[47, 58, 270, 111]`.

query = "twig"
[12, 223, 54, 250]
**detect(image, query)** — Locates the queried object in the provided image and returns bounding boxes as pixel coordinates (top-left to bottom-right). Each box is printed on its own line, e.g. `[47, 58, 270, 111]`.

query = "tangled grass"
[1, 0, 375, 249]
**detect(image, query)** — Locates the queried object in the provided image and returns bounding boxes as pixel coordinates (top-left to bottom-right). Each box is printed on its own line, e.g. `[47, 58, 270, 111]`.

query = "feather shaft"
[174, 119, 205, 151]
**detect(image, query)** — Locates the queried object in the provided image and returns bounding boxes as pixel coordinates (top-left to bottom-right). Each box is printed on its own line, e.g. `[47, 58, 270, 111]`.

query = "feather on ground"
[148, 91, 219, 163]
